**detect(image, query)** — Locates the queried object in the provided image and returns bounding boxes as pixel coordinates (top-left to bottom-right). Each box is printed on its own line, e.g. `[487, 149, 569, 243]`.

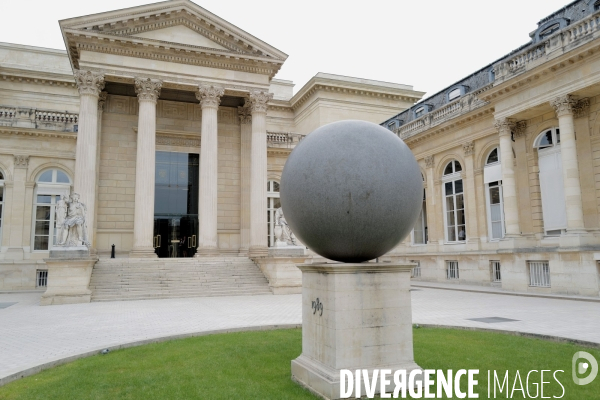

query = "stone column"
[93, 91, 107, 254]
[551, 95, 586, 233]
[494, 118, 520, 237]
[195, 84, 224, 256]
[130, 78, 162, 258]
[238, 101, 252, 255]
[248, 90, 273, 258]
[462, 141, 479, 245]
[73, 70, 105, 252]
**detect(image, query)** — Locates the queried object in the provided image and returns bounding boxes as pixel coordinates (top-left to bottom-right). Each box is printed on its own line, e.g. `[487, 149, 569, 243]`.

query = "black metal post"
[111, 244, 115, 259]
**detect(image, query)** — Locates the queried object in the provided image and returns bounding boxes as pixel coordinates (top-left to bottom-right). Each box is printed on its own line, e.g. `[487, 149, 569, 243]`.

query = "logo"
[572, 351, 598, 386]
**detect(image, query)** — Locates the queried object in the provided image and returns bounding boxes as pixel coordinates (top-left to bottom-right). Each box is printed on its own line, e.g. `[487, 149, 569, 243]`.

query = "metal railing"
[36, 269, 48, 287]
[491, 261, 501, 282]
[528, 261, 551, 287]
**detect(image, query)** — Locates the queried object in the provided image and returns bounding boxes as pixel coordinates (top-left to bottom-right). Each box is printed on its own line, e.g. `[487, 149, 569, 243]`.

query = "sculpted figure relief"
[274, 207, 297, 246]
[56, 193, 90, 247]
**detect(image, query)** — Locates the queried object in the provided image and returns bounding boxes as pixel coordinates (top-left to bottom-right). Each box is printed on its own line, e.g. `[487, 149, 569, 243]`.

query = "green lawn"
[0, 327, 598, 399]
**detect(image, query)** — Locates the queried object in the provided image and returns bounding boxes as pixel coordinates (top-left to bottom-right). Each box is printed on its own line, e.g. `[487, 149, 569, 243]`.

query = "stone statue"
[274, 207, 297, 246]
[55, 195, 68, 245]
[56, 192, 90, 247]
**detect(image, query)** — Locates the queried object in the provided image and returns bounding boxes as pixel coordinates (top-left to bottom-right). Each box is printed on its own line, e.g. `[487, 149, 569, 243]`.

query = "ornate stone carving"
[74, 70, 105, 97]
[249, 90, 273, 114]
[574, 98, 590, 119]
[550, 94, 577, 117]
[424, 155, 434, 168]
[463, 141, 475, 156]
[238, 101, 252, 124]
[56, 192, 90, 247]
[156, 136, 200, 147]
[494, 118, 516, 136]
[14, 155, 29, 168]
[134, 78, 162, 103]
[196, 84, 224, 108]
[274, 207, 297, 246]
[98, 92, 108, 112]
[514, 121, 527, 138]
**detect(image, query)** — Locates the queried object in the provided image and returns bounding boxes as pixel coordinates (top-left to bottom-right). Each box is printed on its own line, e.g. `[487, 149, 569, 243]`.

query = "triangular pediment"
[132, 25, 228, 50]
[59, 0, 287, 77]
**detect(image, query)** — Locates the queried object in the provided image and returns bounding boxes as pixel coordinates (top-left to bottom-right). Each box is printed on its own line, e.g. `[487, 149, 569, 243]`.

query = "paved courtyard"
[1, 287, 599, 385]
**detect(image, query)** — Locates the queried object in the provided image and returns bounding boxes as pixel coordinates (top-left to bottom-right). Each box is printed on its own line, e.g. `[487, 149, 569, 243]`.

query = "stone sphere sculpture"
[280, 120, 423, 263]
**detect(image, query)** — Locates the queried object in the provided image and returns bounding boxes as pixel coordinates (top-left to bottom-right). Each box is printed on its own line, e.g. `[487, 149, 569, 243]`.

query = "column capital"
[74, 70, 105, 97]
[14, 155, 29, 169]
[135, 78, 162, 103]
[424, 155, 434, 168]
[550, 94, 577, 117]
[238, 100, 252, 124]
[196, 84, 224, 109]
[462, 141, 474, 157]
[514, 121, 527, 139]
[574, 97, 590, 119]
[494, 117, 516, 136]
[98, 91, 108, 112]
[249, 90, 273, 114]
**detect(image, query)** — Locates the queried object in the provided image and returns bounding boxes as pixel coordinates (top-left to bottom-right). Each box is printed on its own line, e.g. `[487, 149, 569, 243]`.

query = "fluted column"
[551, 95, 586, 233]
[248, 90, 273, 258]
[195, 84, 224, 256]
[238, 101, 252, 255]
[130, 78, 162, 258]
[494, 118, 520, 237]
[73, 70, 105, 252]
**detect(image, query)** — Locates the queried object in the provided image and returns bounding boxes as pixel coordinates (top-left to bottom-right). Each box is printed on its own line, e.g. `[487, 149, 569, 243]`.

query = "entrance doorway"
[153, 151, 199, 258]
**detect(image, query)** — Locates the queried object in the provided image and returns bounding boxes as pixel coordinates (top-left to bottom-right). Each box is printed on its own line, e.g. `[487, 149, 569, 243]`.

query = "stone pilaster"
[130, 78, 162, 258]
[195, 84, 224, 256]
[462, 141, 479, 245]
[494, 118, 520, 238]
[424, 155, 437, 244]
[73, 70, 105, 252]
[238, 100, 252, 255]
[248, 90, 273, 258]
[551, 95, 586, 233]
[4, 156, 29, 259]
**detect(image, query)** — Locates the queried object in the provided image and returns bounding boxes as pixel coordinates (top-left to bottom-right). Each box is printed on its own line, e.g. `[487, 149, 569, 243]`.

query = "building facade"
[382, 0, 600, 297]
[0, 0, 422, 290]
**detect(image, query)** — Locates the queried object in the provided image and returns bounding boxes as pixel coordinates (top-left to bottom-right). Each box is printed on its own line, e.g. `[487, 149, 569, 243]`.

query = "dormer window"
[448, 88, 461, 101]
[594, 0, 600, 11]
[415, 107, 425, 118]
[539, 23, 560, 39]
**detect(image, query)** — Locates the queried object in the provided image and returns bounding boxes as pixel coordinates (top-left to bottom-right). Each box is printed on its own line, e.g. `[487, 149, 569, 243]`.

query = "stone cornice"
[0, 73, 77, 89]
[0, 126, 77, 140]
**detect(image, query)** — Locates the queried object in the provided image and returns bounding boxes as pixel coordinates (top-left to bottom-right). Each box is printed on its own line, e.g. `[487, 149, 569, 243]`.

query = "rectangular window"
[410, 260, 421, 278]
[36, 269, 48, 288]
[487, 181, 505, 240]
[33, 195, 54, 251]
[412, 189, 427, 245]
[444, 179, 465, 242]
[446, 261, 459, 280]
[528, 261, 550, 287]
[491, 261, 501, 282]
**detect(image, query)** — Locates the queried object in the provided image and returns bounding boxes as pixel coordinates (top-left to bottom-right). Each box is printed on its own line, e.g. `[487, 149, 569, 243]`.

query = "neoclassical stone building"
[0, 0, 422, 292]
[382, 0, 600, 297]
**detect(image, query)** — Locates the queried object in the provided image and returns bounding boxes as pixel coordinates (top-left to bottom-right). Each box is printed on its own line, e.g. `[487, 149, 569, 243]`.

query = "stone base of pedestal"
[40, 257, 98, 306]
[248, 246, 269, 258]
[255, 253, 308, 294]
[291, 263, 421, 400]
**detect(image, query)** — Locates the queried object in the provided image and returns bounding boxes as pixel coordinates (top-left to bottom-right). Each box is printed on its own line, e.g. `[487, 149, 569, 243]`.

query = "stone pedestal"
[255, 250, 307, 294]
[291, 263, 420, 399]
[41, 247, 97, 306]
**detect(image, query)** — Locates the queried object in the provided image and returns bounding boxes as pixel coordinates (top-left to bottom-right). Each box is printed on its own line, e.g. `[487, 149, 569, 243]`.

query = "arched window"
[267, 180, 280, 247]
[442, 160, 465, 242]
[534, 127, 566, 235]
[484, 148, 505, 240]
[0, 170, 4, 245]
[33, 169, 71, 251]
[412, 173, 427, 245]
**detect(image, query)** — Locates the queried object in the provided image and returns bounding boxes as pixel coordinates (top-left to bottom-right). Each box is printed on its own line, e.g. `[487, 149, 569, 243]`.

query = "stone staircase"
[89, 257, 272, 302]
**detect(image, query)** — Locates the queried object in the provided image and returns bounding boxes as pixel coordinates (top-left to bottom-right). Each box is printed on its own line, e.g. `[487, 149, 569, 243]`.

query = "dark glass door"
[153, 151, 199, 258]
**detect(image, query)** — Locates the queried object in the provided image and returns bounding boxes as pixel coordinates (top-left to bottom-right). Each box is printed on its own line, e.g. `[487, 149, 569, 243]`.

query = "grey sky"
[0, 0, 571, 98]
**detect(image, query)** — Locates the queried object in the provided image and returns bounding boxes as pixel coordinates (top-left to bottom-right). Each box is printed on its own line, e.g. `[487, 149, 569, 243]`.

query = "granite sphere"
[280, 120, 423, 263]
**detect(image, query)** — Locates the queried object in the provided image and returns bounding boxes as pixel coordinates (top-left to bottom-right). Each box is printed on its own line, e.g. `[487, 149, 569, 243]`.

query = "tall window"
[442, 160, 465, 242]
[412, 174, 427, 245]
[484, 149, 505, 240]
[33, 169, 71, 251]
[0, 170, 4, 245]
[534, 128, 566, 235]
[267, 180, 280, 247]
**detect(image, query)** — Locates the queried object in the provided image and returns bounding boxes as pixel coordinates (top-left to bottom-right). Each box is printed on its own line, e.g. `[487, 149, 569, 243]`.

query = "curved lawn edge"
[2, 323, 598, 389]
[0, 323, 301, 388]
